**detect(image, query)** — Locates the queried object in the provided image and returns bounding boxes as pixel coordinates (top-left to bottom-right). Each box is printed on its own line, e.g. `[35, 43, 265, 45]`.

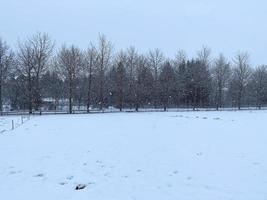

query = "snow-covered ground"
[0, 111, 266, 200]
[0, 115, 30, 133]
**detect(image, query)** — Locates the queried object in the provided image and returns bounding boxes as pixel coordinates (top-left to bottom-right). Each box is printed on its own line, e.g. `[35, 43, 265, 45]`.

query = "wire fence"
[1, 106, 266, 133]
[1, 106, 267, 116]
[0, 115, 31, 133]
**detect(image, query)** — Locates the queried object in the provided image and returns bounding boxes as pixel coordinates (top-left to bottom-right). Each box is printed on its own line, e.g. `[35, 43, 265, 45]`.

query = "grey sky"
[1, 0, 267, 65]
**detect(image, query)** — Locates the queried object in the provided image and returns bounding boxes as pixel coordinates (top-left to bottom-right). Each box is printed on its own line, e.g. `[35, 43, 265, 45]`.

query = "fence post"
[12, 120, 14, 130]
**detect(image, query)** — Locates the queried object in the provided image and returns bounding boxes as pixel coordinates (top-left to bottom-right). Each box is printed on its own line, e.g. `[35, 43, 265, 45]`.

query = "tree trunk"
[28, 74, 33, 114]
[237, 88, 242, 110]
[69, 97, 72, 114]
[69, 78, 73, 114]
[87, 71, 92, 113]
[164, 105, 167, 111]
[0, 80, 2, 113]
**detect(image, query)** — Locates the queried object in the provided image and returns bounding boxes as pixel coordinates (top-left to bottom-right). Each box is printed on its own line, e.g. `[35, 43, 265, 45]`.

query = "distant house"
[42, 98, 69, 111]
[42, 98, 56, 111]
[3, 104, 11, 112]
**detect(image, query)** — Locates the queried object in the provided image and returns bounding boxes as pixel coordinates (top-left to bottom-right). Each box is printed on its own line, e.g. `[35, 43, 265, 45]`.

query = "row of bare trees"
[1, 32, 267, 113]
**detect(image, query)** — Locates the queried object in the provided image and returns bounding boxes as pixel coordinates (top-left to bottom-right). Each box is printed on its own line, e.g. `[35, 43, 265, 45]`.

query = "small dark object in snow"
[253, 162, 260, 165]
[66, 175, 73, 180]
[213, 117, 220, 120]
[34, 173, 44, 177]
[9, 170, 22, 175]
[75, 184, 86, 190]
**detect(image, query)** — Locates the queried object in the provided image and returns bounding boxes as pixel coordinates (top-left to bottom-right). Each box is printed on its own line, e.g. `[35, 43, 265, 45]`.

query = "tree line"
[1, 32, 267, 114]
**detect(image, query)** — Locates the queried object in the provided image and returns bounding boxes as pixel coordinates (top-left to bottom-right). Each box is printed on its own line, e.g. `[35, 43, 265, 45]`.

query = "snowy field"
[0, 115, 30, 133]
[0, 111, 267, 200]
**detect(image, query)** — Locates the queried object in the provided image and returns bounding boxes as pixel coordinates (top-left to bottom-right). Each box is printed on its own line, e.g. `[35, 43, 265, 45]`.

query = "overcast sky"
[1, 0, 267, 65]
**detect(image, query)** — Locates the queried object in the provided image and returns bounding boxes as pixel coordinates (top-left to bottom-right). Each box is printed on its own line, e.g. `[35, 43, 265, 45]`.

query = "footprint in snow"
[196, 152, 203, 156]
[9, 170, 22, 175]
[104, 172, 111, 177]
[136, 169, 142, 173]
[59, 182, 68, 186]
[42, 155, 51, 159]
[253, 162, 260, 166]
[166, 183, 172, 188]
[205, 185, 211, 190]
[66, 175, 74, 180]
[33, 173, 44, 178]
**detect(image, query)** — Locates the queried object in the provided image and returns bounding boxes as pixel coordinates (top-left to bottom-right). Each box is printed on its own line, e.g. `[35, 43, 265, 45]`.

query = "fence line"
[1, 106, 267, 117]
[0, 115, 31, 134]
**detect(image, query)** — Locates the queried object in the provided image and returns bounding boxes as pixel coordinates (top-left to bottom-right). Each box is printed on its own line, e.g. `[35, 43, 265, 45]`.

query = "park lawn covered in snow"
[0, 111, 267, 200]
[0, 115, 30, 133]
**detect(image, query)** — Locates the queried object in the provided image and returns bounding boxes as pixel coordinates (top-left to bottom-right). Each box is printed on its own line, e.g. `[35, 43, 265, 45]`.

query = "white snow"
[0, 111, 267, 200]
[0, 115, 30, 133]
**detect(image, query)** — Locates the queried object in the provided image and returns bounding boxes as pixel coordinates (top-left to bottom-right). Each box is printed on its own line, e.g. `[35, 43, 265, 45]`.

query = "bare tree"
[125, 46, 138, 109]
[96, 34, 112, 110]
[197, 45, 212, 67]
[30, 33, 54, 110]
[135, 55, 153, 111]
[84, 44, 97, 112]
[173, 50, 187, 106]
[174, 49, 187, 67]
[0, 38, 13, 112]
[251, 65, 267, 109]
[17, 40, 35, 113]
[159, 61, 176, 111]
[114, 51, 127, 111]
[56, 45, 83, 114]
[147, 48, 164, 108]
[17, 33, 53, 113]
[232, 52, 251, 110]
[211, 54, 231, 110]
